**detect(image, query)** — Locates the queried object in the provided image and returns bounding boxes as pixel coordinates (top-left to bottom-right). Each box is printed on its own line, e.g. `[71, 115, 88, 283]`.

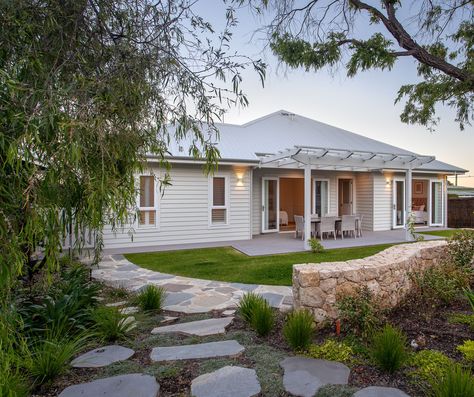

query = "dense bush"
[92, 306, 135, 341]
[447, 230, 474, 271]
[336, 286, 380, 339]
[238, 292, 263, 323]
[307, 339, 355, 364]
[370, 324, 408, 373]
[431, 364, 474, 397]
[283, 309, 315, 351]
[308, 238, 324, 253]
[135, 285, 166, 311]
[251, 299, 275, 337]
[409, 349, 453, 386]
[457, 340, 474, 363]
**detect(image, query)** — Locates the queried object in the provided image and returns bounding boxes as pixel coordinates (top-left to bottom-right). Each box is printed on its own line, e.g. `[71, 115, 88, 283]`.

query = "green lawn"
[125, 244, 394, 286]
[418, 229, 466, 238]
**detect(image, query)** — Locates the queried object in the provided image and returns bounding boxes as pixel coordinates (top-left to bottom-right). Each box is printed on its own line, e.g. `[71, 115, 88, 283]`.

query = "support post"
[405, 168, 413, 241]
[304, 163, 312, 250]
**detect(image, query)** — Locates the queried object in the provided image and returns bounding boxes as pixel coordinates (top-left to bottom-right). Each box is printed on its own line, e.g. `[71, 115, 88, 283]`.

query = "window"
[210, 176, 228, 225]
[314, 179, 329, 216]
[139, 175, 156, 226]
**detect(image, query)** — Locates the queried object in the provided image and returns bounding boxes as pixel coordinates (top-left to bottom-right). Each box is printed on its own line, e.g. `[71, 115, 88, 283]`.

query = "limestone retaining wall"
[292, 241, 448, 323]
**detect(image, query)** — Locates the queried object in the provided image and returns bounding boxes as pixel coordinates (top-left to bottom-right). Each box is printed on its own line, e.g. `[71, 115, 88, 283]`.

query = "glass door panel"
[262, 178, 279, 232]
[393, 180, 405, 228]
[314, 180, 329, 217]
[430, 181, 443, 226]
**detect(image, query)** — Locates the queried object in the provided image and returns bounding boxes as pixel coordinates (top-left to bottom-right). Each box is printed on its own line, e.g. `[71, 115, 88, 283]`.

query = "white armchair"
[279, 211, 288, 226]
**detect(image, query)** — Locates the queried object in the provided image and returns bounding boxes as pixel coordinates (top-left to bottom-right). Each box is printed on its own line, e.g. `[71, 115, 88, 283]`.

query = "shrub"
[251, 299, 275, 337]
[464, 287, 474, 311]
[308, 238, 324, 253]
[238, 292, 264, 323]
[431, 364, 474, 397]
[28, 333, 88, 385]
[409, 263, 469, 307]
[92, 306, 135, 341]
[336, 286, 380, 339]
[307, 339, 355, 364]
[370, 324, 408, 373]
[283, 309, 315, 351]
[135, 285, 166, 311]
[457, 340, 474, 362]
[409, 349, 453, 386]
[447, 230, 474, 271]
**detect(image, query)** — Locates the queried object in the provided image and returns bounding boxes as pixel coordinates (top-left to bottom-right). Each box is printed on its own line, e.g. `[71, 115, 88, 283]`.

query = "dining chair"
[337, 215, 357, 238]
[356, 214, 364, 237]
[316, 216, 337, 240]
[294, 215, 305, 240]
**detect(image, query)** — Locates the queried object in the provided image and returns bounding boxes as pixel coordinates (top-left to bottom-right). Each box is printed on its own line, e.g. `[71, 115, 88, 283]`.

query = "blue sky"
[198, 1, 474, 186]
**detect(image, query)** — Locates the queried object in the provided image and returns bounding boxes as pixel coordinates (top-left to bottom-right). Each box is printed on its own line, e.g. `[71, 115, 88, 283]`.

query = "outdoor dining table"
[310, 215, 361, 237]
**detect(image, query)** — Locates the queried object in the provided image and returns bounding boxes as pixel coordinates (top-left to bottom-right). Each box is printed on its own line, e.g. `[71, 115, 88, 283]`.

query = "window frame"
[137, 173, 159, 229]
[208, 174, 230, 227]
[312, 178, 330, 216]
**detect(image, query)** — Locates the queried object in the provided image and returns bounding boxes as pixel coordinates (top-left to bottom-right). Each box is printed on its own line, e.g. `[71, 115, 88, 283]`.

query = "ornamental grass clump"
[135, 285, 166, 312]
[238, 292, 264, 323]
[370, 324, 408, 373]
[251, 299, 275, 337]
[92, 306, 135, 342]
[431, 364, 474, 397]
[283, 309, 315, 351]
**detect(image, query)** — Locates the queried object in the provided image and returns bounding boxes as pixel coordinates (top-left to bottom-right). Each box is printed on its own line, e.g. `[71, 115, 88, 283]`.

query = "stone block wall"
[293, 241, 448, 323]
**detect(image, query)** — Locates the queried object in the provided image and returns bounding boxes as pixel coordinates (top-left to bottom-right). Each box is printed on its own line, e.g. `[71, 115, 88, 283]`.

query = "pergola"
[259, 146, 436, 249]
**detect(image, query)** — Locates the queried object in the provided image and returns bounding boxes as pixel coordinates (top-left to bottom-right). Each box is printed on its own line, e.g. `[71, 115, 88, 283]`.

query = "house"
[102, 110, 468, 250]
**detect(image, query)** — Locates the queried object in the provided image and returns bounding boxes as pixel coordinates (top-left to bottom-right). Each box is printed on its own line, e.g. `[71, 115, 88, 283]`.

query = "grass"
[418, 229, 467, 238]
[125, 244, 394, 286]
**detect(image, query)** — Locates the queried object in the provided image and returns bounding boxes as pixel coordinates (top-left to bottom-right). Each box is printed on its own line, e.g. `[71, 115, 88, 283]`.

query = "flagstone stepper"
[150, 340, 244, 362]
[151, 317, 234, 336]
[71, 345, 135, 368]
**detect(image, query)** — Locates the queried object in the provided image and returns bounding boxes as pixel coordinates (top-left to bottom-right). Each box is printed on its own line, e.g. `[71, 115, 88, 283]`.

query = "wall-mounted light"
[236, 173, 244, 186]
[386, 179, 391, 185]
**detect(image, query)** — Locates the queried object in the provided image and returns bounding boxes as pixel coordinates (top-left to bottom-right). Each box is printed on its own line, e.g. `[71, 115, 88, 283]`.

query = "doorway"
[392, 179, 405, 228]
[338, 179, 353, 215]
[262, 178, 279, 233]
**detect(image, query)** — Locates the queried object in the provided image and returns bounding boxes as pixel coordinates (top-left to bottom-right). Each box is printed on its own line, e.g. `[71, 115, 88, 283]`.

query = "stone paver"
[191, 366, 261, 397]
[105, 301, 127, 307]
[354, 386, 411, 397]
[120, 306, 139, 315]
[222, 309, 236, 316]
[151, 317, 234, 336]
[58, 373, 159, 397]
[71, 345, 134, 368]
[92, 255, 292, 313]
[150, 340, 244, 362]
[160, 316, 179, 325]
[280, 357, 350, 397]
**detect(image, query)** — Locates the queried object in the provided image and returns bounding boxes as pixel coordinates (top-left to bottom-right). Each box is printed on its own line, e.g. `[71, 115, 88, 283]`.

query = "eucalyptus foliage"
[0, 0, 265, 290]
[260, 0, 473, 130]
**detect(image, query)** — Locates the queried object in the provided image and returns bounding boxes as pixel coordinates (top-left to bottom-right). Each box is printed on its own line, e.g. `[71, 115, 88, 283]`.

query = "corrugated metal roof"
[164, 110, 468, 174]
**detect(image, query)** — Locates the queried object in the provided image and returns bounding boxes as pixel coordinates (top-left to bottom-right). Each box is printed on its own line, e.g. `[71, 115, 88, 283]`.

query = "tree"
[0, 0, 265, 289]
[261, 0, 473, 130]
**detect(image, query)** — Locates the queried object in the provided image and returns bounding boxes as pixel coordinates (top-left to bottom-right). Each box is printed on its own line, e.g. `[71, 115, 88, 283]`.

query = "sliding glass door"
[262, 178, 279, 233]
[314, 179, 329, 217]
[430, 180, 444, 226]
[392, 179, 405, 228]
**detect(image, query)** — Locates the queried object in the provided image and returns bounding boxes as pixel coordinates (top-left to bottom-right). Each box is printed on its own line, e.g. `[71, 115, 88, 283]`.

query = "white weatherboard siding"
[102, 164, 251, 249]
[373, 173, 392, 231]
[355, 173, 374, 231]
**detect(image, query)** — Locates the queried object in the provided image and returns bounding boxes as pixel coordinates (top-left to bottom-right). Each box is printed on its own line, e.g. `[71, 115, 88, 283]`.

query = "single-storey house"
[102, 110, 467, 250]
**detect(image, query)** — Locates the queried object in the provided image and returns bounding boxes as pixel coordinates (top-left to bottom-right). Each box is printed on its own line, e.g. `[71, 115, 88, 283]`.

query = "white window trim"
[312, 178, 330, 216]
[209, 173, 230, 227]
[428, 178, 444, 226]
[136, 172, 160, 229]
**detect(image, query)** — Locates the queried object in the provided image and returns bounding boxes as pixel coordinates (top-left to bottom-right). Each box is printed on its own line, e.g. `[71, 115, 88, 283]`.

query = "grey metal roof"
[164, 110, 467, 174]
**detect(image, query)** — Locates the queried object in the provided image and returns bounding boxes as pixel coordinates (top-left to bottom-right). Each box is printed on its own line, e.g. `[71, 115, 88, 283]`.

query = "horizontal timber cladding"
[102, 163, 252, 249]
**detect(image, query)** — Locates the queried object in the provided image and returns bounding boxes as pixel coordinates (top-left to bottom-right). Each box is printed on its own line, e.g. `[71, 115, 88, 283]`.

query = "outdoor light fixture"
[236, 173, 244, 186]
[386, 179, 391, 185]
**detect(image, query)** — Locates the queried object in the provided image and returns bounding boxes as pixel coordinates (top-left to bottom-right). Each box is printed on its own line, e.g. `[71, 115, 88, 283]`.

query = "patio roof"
[259, 145, 436, 171]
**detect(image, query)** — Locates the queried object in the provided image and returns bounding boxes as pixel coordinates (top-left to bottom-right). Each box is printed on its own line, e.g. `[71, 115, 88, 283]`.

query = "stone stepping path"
[93, 255, 292, 313]
[354, 386, 411, 397]
[106, 301, 127, 307]
[150, 340, 244, 362]
[151, 317, 234, 337]
[120, 306, 139, 315]
[59, 373, 159, 397]
[280, 357, 350, 397]
[191, 366, 261, 397]
[71, 345, 134, 368]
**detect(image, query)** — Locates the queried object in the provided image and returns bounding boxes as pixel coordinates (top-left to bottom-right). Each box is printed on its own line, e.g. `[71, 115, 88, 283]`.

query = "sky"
[196, 1, 474, 187]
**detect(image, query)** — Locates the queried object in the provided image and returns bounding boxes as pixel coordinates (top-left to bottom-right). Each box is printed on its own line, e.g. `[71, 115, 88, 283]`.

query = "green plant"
[308, 238, 324, 253]
[447, 230, 474, 271]
[92, 307, 135, 341]
[409, 349, 453, 386]
[28, 333, 89, 385]
[431, 364, 474, 397]
[449, 313, 474, 331]
[238, 292, 264, 323]
[336, 286, 380, 339]
[307, 340, 355, 364]
[135, 285, 166, 311]
[407, 212, 425, 242]
[283, 309, 315, 351]
[370, 324, 408, 373]
[457, 340, 474, 362]
[250, 299, 275, 337]
[464, 288, 474, 311]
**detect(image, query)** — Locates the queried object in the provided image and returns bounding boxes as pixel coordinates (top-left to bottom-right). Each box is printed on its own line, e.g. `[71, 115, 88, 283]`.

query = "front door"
[262, 177, 279, 233]
[338, 179, 353, 215]
[392, 179, 405, 228]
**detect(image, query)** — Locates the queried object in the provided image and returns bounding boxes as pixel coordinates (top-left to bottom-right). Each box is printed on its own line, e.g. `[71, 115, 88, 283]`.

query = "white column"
[405, 168, 413, 241]
[304, 163, 312, 250]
